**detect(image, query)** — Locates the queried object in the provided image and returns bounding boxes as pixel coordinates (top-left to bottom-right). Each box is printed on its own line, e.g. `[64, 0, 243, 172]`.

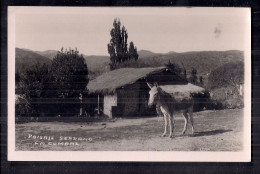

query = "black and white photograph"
[8, 7, 251, 161]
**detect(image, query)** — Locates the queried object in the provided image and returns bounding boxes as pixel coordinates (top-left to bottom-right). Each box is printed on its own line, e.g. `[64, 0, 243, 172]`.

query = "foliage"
[50, 48, 89, 116]
[16, 63, 50, 117]
[207, 62, 244, 109]
[112, 57, 160, 69]
[208, 61, 244, 90]
[16, 48, 89, 117]
[164, 60, 182, 74]
[164, 60, 187, 82]
[209, 86, 244, 109]
[107, 18, 139, 70]
[189, 68, 198, 85]
[129, 41, 139, 61]
[51, 48, 89, 97]
[15, 72, 21, 90]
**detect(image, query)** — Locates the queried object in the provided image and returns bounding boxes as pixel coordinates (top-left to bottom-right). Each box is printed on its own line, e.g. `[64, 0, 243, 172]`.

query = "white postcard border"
[8, 7, 251, 162]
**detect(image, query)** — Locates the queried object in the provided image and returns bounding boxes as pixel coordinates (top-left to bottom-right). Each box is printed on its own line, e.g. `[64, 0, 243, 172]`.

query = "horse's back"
[159, 88, 194, 116]
[170, 98, 194, 114]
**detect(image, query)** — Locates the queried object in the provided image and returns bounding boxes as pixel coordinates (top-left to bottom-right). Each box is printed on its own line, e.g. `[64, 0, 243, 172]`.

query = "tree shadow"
[191, 129, 232, 137]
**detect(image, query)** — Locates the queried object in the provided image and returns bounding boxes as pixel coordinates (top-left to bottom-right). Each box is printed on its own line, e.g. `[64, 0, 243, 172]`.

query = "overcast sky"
[13, 7, 250, 55]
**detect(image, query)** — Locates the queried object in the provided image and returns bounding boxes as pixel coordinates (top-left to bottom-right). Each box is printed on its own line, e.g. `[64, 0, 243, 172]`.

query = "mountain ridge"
[15, 48, 244, 81]
[15, 48, 52, 73]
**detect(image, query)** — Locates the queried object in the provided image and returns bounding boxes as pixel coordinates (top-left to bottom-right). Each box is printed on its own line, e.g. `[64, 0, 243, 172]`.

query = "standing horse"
[147, 82, 194, 138]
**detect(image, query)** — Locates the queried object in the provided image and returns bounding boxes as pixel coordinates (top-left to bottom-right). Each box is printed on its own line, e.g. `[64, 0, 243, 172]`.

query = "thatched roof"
[160, 83, 205, 100]
[88, 67, 166, 94]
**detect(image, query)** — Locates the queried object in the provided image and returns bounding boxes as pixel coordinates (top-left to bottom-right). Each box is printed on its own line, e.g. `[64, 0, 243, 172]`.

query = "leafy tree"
[16, 48, 89, 117]
[107, 18, 139, 70]
[165, 60, 182, 75]
[180, 61, 187, 80]
[50, 48, 89, 116]
[208, 61, 244, 90]
[164, 60, 188, 82]
[129, 41, 139, 61]
[189, 68, 198, 84]
[16, 63, 50, 116]
[121, 26, 129, 62]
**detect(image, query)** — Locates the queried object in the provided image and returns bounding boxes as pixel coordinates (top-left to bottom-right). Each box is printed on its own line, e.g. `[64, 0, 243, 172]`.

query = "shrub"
[16, 63, 50, 117]
[208, 61, 244, 90]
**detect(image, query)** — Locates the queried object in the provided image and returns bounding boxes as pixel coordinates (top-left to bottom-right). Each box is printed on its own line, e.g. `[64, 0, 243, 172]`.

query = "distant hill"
[35, 50, 58, 60]
[18, 48, 111, 76]
[138, 50, 159, 58]
[84, 55, 110, 80]
[166, 51, 178, 55]
[84, 55, 110, 68]
[15, 48, 52, 73]
[35, 49, 110, 72]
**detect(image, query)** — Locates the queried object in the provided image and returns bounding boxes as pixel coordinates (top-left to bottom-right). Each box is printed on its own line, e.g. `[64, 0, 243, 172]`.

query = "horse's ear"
[147, 82, 153, 89]
[154, 82, 158, 88]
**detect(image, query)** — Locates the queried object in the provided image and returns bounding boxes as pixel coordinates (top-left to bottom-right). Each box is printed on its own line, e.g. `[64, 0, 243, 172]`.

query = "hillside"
[16, 48, 110, 79]
[35, 50, 58, 60]
[84, 55, 110, 68]
[35, 49, 110, 73]
[15, 48, 52, 73]
[140, 50, 244, 77]
[138, 50, 159, 58]
[84, 55, 110, 80]
[83, 50, 244, 80]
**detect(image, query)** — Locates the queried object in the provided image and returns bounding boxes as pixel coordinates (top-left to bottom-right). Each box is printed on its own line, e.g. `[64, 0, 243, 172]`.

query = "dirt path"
[15, 109, 243, 151]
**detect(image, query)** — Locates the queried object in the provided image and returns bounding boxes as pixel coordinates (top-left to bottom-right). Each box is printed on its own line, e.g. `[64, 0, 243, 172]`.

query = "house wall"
[117, 83, 140, 116]
[103, 94, 117, 118]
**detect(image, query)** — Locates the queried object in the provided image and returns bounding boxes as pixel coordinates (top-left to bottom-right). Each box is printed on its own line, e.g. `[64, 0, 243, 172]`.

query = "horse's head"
[147, 82, 160, 107]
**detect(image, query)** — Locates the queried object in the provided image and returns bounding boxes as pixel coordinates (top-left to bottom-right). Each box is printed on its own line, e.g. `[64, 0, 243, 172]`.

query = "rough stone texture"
[117, 83, 140, 116]
[122, 89, 139, 116]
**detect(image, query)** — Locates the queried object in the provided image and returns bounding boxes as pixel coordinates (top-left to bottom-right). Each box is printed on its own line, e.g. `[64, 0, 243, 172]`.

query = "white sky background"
[14, 7, 249, 55]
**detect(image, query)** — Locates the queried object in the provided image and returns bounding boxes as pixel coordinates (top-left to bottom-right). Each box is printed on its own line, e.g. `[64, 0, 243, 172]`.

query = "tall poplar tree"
[107, 18, 138, 70]
[129, 41, 139, 61]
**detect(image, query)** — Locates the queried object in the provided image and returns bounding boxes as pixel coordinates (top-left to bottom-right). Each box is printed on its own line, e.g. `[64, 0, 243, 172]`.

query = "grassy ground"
[15, 109, 243, 151]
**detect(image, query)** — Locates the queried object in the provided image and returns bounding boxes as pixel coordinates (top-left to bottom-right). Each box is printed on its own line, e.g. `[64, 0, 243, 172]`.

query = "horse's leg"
[169, 115, 175, 138]
[188, 108, 194, 135]
[182, 111, 188, 135]
[161, 113, 168, 137]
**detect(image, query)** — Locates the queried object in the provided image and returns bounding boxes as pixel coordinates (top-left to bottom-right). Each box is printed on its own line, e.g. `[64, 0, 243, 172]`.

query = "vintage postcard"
[8, 7, 251, 161]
